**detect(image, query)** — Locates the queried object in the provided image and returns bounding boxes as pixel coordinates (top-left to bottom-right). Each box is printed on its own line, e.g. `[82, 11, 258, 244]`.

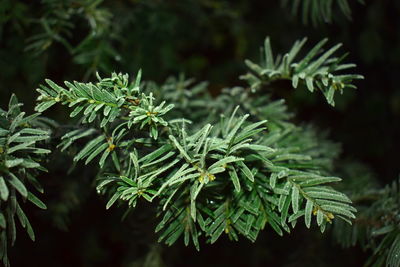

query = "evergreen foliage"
[0, 96, 51, 266]
[241, 37, 364, 106]
[33, 35, 360, 251]
[281, 0, 364, 25]
[1, 1, 399, 266]
[333, 174, 400, 267]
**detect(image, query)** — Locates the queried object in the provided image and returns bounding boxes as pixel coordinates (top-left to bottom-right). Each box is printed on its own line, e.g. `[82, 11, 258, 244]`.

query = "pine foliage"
[333, 176, 400, 267]
[25, 0, 116, 78]
[281, 0, 364, 25]
[241, 37, 364, 106]
[33, 36, 361, 251]
[2, 1, 400, 266]
[0, 95, 50, 266]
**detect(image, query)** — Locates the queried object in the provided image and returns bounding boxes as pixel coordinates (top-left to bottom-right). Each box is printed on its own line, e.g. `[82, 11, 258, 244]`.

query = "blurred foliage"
[0, 95, 51, 266]
[333, 164, 400, 267]
[280, 0, 365, 26]
[0, 0, 399, 266]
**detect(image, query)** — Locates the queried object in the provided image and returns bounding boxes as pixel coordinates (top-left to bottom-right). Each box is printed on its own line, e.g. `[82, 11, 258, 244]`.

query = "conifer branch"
[0, 95, 50, 267]
[241, 37, 364, 106]
[36, 66, 356, 249]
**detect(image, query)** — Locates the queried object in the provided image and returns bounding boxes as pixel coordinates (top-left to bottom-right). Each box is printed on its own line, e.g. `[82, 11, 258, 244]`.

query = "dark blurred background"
[1, 0, 399, 266]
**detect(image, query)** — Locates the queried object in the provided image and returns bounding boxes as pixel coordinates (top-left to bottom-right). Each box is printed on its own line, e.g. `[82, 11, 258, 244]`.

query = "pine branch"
[333, 177, 400, 267]
[36, 68, 356, 250]
[241, 37, 364, 106]
[0, 95, 50, 267]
